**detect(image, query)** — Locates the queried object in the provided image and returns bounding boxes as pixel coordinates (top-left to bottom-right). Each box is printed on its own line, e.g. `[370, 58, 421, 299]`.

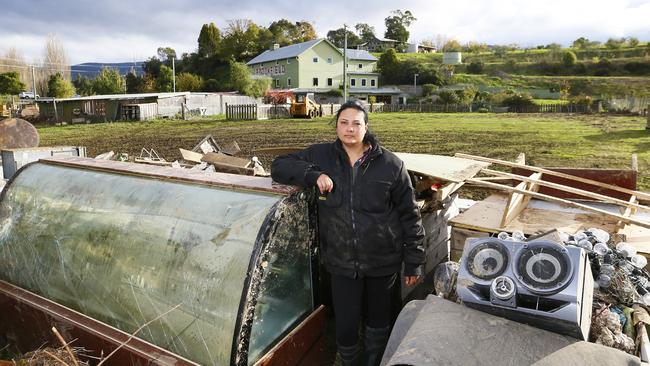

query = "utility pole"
[31, 65, 37, 98]
[172, 57, 176, 93]
[413, 73, 419, 96]
[343, 24, 348, 102]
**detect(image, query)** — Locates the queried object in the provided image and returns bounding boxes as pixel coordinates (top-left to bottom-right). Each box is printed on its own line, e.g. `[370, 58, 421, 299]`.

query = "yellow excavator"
[290, 94, 323, 118]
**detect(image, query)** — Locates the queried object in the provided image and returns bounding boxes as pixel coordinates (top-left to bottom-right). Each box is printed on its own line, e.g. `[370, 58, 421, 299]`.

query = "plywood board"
[395, 153, 490, 183]
[450, 193, 621, 235]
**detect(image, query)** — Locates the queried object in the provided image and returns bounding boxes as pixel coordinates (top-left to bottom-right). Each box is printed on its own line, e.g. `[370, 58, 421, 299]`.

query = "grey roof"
[246, 38, 377, 65]
[247, 39, 324, 65]
[341, 49, 377, 61]
[36, 92, 190, 103]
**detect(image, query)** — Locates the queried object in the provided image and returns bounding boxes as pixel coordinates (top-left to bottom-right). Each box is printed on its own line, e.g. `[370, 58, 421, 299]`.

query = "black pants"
[330, 273, 397, 347]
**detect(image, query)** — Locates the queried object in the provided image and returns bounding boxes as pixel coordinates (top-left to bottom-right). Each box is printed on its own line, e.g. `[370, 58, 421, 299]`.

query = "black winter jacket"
[271, 135, 425, 278]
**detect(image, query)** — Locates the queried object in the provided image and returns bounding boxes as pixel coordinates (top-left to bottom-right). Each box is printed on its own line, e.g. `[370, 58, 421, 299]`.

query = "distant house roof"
[247, 38, 377, 65]
[36, 92, 190, 103]
[247, 39, 323, 65]
[340, 49, 377, 61]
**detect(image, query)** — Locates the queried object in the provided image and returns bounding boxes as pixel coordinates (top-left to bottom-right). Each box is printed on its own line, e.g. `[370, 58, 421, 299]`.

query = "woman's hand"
[316, 174, 334, 194]
[405, 276, 420, 287]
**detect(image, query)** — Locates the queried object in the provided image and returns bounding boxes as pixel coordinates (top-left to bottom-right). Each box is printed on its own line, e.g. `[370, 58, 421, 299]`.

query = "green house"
[247, 39, 401, 103]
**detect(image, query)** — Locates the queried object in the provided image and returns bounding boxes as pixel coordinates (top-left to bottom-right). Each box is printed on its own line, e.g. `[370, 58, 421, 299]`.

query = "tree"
[435, 90, 460, 105]
[142, 57, 163, 79]
[384, 9, 416, 43]
[295, 21, 317, 43]
[464, 42, 489, 53]
[628, 37, 640, 47]
[222, 19, 263, 61]
[229, 61, 251, 94]
[157, 47, 177, 61]
[248, 77, 271, 98]
[47, 72, 75, 98]
[176, 72, 203, 92]
[156, 65, 173, 92]
[442, 40, 462, 52]
[125, 72, 144, 93]
[198, 23, 221, 58]
[572, 37, 590, 49]
[0, 72, 26, 95]
[355, 23, 376, 44]
[92, 68, 124, 94]
[73, 75, 94, 96]
[327, 28, 361, 48]
[605, 37, 626, 49]
[377, 49, 400, 84]
[268, 19, 317, 46]
[41, 34, 71, 96]
[562, 51, 577, 67]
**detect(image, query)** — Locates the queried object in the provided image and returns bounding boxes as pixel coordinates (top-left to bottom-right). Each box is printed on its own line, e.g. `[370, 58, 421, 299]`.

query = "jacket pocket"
[359, 180, 392, 213]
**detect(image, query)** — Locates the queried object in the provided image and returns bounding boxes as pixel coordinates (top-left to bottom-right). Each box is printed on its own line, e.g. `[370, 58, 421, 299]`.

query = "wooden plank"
[500, 172, 542, 227]
[466, 178, 650, 229]
[436, 181, 464, 202]
[450, 193, 621, 235]
[455, 153, 650, 201]
[617, 195, 638, 230]
[201, 152, 250, 167]
[482, 168, 650, 213]
[179, 148, 203, 163]
[395, 153, 490, 183]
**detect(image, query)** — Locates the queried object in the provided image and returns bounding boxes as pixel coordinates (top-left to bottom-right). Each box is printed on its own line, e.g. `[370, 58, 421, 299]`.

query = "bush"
[624, 61, 650, 75]
[569, 95, 593, 106]
[176, 72, 203, 92]
[562, 51, 577, 67]
[47, 73, 76, 98]
[466, 61, 484, 74]
[0, 72, 26, 95]
[421, 84, 437, 97]
[203, 79, 220, 91]
[500, 93, 535, 107]
[435, 90, 460, 105]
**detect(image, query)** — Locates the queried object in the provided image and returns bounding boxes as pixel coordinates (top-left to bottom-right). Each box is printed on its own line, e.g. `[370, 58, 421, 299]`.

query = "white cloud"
[1, 0, 648, 63]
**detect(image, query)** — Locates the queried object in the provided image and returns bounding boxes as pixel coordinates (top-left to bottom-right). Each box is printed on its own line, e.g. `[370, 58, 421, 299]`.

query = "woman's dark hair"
[334, 99, 369, 125]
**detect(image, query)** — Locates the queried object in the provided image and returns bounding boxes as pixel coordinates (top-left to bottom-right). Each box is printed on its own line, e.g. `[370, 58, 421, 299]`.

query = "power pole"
[31, 65, 37, 98]
[343, 24, 348, 102]
[172, 57, 176, 93]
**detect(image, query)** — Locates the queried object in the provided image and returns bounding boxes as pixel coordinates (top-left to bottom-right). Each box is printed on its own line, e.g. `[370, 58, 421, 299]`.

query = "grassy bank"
[37, 113, 650, 190]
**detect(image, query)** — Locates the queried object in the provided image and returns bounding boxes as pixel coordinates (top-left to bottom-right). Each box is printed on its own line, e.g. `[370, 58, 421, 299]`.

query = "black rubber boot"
[362, 326, 391, 366]
[337, 342, 361, 366]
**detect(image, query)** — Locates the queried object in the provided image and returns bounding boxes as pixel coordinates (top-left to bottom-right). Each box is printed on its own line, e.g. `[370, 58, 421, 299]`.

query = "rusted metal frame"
[0, 280, 199, 365]
[253, 305, 327, 366]
[39, 156, 296, 195]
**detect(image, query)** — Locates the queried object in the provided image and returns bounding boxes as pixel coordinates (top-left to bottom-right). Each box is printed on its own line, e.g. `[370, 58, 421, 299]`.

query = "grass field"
[37, 112, 650, 191]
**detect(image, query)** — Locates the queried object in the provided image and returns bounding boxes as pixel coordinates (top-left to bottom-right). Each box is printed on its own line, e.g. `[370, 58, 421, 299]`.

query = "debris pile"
[94, 134, 269, 176]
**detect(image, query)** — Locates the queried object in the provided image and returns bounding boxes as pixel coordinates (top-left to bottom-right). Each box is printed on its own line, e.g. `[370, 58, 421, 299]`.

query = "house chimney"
[272, 43, 280, 50]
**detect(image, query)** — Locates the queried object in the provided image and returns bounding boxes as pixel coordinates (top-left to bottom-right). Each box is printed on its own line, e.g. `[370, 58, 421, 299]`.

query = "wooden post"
[53, 99, 59, 124]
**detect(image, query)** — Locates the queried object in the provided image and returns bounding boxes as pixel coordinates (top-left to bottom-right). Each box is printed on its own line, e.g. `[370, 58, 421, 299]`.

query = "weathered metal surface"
[382, 295, 641, 366]
[0, 280, 199, 366]
[40, 156, 297, 195]
[254, 305, 327, 366]
[395, 153, 490, 183]
[0, 118, 39, 149]
[512, 167, 637, 201]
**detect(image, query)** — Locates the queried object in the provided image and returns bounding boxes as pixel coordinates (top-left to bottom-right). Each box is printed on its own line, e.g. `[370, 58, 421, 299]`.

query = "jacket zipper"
[349, 163, 360, 278]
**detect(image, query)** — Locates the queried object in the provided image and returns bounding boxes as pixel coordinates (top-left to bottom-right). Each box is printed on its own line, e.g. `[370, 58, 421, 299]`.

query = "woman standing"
[271, 100, 425, 366]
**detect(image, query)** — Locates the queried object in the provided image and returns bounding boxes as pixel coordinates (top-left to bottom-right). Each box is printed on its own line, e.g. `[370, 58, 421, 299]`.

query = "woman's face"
[336, 108, 367, 147]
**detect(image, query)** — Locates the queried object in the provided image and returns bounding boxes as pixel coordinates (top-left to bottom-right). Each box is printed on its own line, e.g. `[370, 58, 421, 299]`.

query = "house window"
[287, 58, 291, 64]
[313, 57, 318, 63]
[358, 63, 363, 69]
[371, 79, 376, 87]
[275, 60, 279, 65]
[350, 78, 356, 87]
[327, 57, 333, 64]
[275, 79, 280, 87]
[327, 78, 333, 86]
[361, 79, 366, 87]
[287, 78, 291, 86]
[313, 78, 319, 86]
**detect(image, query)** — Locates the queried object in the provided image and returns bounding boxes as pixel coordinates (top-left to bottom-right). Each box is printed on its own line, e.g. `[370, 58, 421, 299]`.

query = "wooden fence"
[225, 102, 591, 120]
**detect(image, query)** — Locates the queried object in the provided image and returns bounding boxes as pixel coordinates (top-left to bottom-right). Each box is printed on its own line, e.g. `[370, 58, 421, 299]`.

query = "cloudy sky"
[2, 0, 649, 64]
